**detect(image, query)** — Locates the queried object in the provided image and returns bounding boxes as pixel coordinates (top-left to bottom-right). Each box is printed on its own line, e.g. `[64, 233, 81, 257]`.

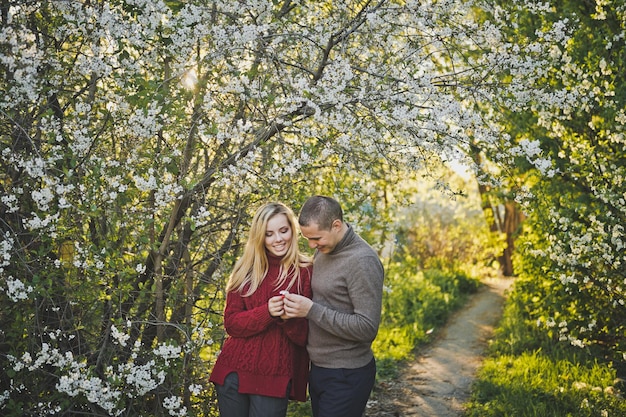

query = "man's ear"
[331, 219, 342, 231]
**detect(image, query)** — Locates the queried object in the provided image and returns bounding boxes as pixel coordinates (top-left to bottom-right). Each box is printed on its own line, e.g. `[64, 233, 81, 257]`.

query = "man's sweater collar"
[330, 223, 355, 254]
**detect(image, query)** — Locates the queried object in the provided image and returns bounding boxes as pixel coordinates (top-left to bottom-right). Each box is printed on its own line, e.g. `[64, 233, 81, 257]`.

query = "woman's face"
[264, 213, 293, 257]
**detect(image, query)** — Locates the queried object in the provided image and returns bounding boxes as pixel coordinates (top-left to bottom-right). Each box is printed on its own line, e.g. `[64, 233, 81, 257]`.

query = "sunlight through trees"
[0, 0, 624, 415]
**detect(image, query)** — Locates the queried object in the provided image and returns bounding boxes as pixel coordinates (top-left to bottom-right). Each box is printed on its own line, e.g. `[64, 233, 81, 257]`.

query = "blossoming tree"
[481, 0, 626, 376]
[1, 0, 621, 416]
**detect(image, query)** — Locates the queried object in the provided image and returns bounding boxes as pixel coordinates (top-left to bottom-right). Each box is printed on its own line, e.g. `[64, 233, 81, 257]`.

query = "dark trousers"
[215, 372, 289, 417]
[309, 358, 376, 417]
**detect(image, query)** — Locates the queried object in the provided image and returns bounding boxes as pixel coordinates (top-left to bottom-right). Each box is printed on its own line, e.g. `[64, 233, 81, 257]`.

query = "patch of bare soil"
[365, 277, 514, 417]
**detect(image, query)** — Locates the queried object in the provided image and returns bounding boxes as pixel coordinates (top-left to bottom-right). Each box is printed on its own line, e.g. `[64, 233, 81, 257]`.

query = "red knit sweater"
[209, 253, 312, 401]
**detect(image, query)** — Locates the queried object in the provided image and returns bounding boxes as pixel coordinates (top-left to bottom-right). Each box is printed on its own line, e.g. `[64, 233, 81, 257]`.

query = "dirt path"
[365, 276, 514, 417]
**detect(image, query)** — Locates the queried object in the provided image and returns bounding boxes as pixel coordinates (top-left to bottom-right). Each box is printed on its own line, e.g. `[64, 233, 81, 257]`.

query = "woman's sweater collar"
[267, 251, 284, 265]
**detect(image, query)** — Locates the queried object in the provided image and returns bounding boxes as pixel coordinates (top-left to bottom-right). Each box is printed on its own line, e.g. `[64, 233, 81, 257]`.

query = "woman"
[209, 202, 313, 417]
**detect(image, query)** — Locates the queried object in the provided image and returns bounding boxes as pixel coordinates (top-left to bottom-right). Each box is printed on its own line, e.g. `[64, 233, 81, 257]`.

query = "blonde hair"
[226, 202, 312, 296]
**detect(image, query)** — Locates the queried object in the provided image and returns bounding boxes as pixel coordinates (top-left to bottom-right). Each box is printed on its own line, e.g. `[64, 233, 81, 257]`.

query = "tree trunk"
[499, 201, 524, 276]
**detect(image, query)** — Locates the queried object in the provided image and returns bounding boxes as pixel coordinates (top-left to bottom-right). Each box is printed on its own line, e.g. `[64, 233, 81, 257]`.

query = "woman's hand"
[268, 295, 285, 317]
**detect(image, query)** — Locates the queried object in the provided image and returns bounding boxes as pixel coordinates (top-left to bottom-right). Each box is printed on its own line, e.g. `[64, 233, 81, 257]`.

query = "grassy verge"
[372, 263, 481, 380]
[465, 279, 626, 417]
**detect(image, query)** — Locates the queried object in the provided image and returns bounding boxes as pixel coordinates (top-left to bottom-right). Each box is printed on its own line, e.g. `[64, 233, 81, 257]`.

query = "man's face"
[300, 220, 342, 254]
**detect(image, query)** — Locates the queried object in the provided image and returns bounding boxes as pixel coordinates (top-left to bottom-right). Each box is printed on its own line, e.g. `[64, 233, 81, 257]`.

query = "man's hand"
[282, 293, 313, 319]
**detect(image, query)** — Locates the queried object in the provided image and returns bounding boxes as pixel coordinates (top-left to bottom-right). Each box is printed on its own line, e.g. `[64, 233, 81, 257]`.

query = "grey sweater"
[306, 224, 384, 369]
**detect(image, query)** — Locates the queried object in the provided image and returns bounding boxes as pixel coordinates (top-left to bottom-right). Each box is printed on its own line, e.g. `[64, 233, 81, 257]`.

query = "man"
[282, 195, 385, 417]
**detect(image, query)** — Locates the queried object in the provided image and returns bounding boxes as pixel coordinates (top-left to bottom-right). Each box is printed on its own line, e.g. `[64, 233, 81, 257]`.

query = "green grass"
[372, 265, 480, 376]
[466, 350, 625, 417]
[465, 282, 626, 417]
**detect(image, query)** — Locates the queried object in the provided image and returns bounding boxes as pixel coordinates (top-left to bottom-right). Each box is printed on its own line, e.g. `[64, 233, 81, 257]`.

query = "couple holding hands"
[209, 196, 384, 417]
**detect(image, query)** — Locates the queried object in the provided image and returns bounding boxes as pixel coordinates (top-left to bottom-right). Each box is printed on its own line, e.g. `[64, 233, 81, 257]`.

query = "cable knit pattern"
[210, 253, 312, 401]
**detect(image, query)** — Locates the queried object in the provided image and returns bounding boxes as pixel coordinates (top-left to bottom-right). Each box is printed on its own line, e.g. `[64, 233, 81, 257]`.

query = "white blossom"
[110, 325, 130, 347]
[4, 276, 33, 302]
[163, 395, 187, 417]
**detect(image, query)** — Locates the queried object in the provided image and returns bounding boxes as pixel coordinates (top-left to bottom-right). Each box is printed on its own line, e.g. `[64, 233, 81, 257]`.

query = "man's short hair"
[299, 195, 343, 231]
